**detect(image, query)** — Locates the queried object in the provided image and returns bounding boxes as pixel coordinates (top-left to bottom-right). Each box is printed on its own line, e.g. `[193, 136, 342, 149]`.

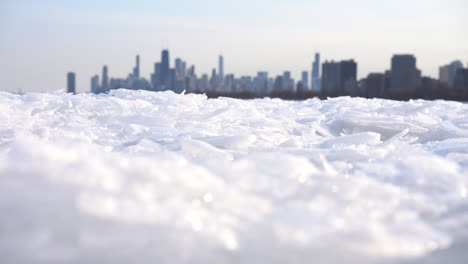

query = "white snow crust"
[0, 89, 467, 264]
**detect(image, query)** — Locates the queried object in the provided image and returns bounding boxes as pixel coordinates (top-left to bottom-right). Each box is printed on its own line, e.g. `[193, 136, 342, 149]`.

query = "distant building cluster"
[67, 50, 468, 100]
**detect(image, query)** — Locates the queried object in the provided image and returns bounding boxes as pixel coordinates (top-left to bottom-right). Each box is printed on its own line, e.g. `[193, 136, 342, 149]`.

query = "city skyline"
[75, 50, 468, 101]
[1, 0, 467, 93]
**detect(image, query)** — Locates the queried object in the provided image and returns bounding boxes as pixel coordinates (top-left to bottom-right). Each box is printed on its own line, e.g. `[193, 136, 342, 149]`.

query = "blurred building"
[389, 55, 421, 98]
[91, 75, 100, 94]
[102, 65, 109, 92]
[198, 74, 209, 92]
[418, 76, 440, 99]
[274, 76, 283, 92]
[219, 55, 224, 81]
[363, 73, 385, 98]
[175, 58, 183, 77]
[133, 55, 140, 79]
[340, 60, 358, 95]
[161, 50, 170, 87]
[152, 62, 162, 91]
[322, 60, 357, 97]
[109, 78, 126, 90]
[67, 72, 76, 94]
[322, 61, 341, 97]
[209, 69, 218, 92]
[453, 68, 468, 99]
[312, 53, 321, 92]
[296, 81, 305, 94]
[439, 60, 463, 87]
[282, 71, 294, 91]
[301, 71, 309, 90]
[239, 76, 252, 92]
[254, 72, 269, 94]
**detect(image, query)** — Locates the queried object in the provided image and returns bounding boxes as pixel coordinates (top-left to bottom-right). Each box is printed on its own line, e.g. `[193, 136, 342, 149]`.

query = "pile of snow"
[0, 89, 467, 264]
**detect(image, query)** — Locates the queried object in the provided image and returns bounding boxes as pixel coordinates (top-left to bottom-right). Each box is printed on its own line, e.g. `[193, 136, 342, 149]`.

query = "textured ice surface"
[0, 89, 467, 264]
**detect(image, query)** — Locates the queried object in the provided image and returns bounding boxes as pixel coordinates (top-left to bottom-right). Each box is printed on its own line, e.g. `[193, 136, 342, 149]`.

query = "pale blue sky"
[1, 0, 467, 93]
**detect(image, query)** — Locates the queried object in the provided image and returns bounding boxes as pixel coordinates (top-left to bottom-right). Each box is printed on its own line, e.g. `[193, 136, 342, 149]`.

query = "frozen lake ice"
[0, 89, 467, 263]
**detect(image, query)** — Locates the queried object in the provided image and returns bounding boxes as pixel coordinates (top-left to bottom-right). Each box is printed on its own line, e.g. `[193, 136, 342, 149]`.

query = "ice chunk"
[201, 135, 257, 150]
[321, 132, 381, 147]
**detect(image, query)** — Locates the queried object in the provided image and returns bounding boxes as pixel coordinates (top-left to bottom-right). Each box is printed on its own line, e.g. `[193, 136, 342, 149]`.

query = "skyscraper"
[151, 62, 162, 91]
[67, 72, 76, 94]
[175, 58, 183, 77]
[133, 55, 140, 79]
[210, 69, 218, 91]
[188, 65, 196, 77]
[390, 55, 421, 98]
[273, 76, 283, 91]
[283, 71, 293, 91]
[102, 65, 109, 92]
[219, 55, 224, 81]
[321, 59, 357, 97]
[91, 75, 100, 94]
[312, 53, 321, 92]
[340, 60, 357, 95]
[168, 69, 177, 92]
[254, 72, 268, 94]
[301, 71, 309, 90]
[322, 61, 341, 96]
[161, 50, 170, 85]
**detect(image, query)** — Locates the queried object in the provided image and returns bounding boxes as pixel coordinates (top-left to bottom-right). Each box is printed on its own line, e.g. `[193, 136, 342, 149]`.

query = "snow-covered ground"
[0, 89, 467, 264]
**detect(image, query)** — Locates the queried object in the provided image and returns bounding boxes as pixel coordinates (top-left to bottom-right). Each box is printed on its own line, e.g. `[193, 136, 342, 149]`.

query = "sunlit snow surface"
[1, 90, 468, 264]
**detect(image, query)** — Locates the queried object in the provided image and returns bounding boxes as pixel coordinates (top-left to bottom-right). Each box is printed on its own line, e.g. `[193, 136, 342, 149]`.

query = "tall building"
[175, 58, 184, 77]
[199, 74, 209, 91]
[273, 76, 283, 91]
[161, 50, 170, 85]
[223, 74, 235, 93]
[322, 61, 341, 96]
[67, 72, 76, 94]
[151, 62, 163, 91]
[188, 65, 196, 78]
[168, 69, 177, 92]
[312, 53, 321, 92]
[321, 60, 357, 97]
[133, 55, 140, 78]
[340, 60, 358, 95]
[181, 61, 187, 77]
[210, 69, 218, 91]
[254, 72, 268, 94]
[219, 55, 224, 81]
[283, 71, 293, 91]
[301, 71, 309, 90]
[102, 65, 109, 92]
[91, 75, 100, 94]
[439, 60, 463, 87]
[389, 54, 421, 98]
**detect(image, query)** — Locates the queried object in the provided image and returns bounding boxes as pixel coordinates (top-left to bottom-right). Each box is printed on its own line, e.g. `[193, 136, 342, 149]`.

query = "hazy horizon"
[1, 0, 467, 93]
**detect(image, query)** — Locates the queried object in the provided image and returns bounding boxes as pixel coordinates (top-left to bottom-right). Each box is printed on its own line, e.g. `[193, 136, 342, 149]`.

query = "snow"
[0, 89, 467, 264]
